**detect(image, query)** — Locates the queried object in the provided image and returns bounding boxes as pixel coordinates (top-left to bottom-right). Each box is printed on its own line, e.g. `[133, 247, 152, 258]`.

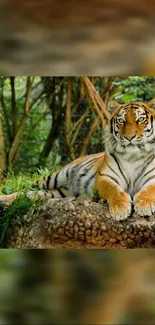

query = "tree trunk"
[0, 117, 6, 180]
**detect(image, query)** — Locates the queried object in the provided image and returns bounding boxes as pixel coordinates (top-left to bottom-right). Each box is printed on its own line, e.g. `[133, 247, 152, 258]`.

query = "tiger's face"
[103, 99, 155, 155]
[109, 100, 155, 148]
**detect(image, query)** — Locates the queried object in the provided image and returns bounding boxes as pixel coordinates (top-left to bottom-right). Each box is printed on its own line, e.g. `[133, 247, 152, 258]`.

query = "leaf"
[2, 187, 12, 195]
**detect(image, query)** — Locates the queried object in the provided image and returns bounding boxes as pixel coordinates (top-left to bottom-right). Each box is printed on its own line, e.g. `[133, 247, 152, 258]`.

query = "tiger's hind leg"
[0, 192, 18, 205]
[0, 168, 73, 205]
[27, 187, 74, 200]
[0, 186, 74, 205]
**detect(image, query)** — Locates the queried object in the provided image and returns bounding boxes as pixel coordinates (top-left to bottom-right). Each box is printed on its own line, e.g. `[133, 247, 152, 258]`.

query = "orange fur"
[119, 110, 144, 139]
[134, 184, 155, 216]
[94, 175, 131, 217]
[94, 153, 132, 219]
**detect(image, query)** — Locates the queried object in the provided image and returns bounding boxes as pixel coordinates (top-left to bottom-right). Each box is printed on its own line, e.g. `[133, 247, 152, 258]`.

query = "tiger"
[1, 98, 155, 221]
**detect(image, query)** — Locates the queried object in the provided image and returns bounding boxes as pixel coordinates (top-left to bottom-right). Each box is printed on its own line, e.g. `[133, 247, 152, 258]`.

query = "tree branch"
[0, 79, 12, 144]
[81, 77, 111, 126]
[10, 77, 17, 138]
[79, 116, 99, 156]
[8, 77, 35, 167]
[65, 77, 75, 160]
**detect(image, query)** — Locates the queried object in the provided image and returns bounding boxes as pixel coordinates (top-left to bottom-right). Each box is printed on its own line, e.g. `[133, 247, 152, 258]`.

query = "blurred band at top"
[0, 0, 155, 75]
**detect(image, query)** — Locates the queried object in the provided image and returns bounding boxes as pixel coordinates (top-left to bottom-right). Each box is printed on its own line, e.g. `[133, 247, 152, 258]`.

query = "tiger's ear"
[107, 100, 120, 114]
[147, 98, 155, 109]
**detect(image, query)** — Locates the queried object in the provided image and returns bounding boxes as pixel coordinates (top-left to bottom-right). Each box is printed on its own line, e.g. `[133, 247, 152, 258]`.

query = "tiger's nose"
[124, 135, 136, 141]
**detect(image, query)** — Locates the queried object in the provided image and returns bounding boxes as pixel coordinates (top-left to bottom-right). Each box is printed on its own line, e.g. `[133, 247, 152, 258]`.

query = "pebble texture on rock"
[7, 196, 155, 248]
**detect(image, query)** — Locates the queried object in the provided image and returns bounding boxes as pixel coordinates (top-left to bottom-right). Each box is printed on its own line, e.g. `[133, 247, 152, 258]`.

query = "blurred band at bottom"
[0, 250, 155, 325]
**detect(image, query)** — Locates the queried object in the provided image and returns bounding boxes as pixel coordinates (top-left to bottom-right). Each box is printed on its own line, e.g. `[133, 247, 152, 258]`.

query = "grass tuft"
[0, 166, 60, 247]
[0, 168, 52, 194]
[0, 193, 38, 248]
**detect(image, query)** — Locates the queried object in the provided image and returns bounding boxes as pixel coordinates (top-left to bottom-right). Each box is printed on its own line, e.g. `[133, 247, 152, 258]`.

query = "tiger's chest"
[118, 154, 155, 197]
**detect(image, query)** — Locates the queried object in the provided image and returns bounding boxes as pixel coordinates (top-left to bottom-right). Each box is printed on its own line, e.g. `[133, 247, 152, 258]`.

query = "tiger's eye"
[138, 117, 145, 123]
[117, 118, 124, 124]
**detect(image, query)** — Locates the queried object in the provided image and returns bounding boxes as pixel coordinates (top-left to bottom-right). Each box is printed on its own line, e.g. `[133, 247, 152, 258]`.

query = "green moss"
[0, 193, 38, 248]
[0, 167, 60, 247]
[93, 190, 100, 201]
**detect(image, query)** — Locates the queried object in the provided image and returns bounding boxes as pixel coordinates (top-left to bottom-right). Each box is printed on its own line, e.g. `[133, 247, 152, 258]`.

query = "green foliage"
[0, 163, 63, 247]
[0, 167, 55, 194]
[0, 166, 58, 247]
[93, 189, 100, 201]
[113, 76, 155, 102]
[0, 194, 38, 248]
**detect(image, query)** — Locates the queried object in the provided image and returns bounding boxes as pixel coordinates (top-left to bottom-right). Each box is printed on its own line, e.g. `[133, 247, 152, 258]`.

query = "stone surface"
[5, 196, 155, 248]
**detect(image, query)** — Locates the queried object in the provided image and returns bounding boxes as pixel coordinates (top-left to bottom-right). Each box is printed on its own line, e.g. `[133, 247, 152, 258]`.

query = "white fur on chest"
[116, 147, 155, 197]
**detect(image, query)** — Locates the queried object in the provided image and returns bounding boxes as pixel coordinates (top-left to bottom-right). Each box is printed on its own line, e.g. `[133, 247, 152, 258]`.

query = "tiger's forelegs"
[134, 184, 155, 216]
[94, 176, 132, 221]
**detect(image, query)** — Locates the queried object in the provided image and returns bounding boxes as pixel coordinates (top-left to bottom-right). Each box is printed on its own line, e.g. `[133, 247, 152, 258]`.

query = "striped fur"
[1, 98, 155, 221]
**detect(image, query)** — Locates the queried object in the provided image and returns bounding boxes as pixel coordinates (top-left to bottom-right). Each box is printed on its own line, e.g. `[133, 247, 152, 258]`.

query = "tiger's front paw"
[134, 190, 155, 216]
[109, 192, 132, 221]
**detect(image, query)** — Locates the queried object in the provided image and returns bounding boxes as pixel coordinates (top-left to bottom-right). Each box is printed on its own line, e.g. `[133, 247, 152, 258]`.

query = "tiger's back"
[39, 152, 105, 198]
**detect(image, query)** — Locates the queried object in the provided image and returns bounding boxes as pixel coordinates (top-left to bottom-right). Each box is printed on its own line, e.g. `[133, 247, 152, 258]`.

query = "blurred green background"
[0, 250, 154, 324]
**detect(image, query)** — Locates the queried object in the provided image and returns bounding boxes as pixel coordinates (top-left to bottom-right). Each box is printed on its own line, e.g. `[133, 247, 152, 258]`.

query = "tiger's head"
[104, 99, 155, 154]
